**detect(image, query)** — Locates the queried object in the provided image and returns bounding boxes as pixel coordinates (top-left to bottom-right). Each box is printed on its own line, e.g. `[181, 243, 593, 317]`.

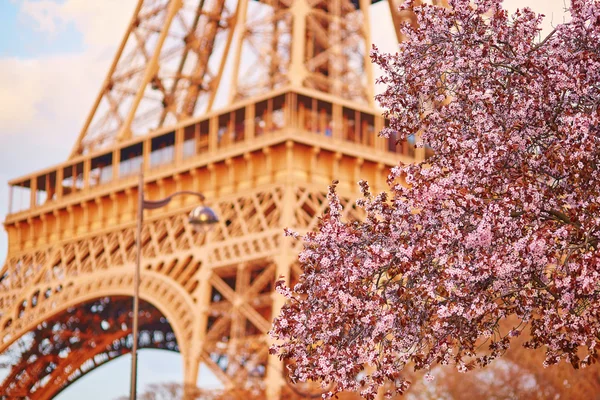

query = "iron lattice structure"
[0, 0, 444, 398]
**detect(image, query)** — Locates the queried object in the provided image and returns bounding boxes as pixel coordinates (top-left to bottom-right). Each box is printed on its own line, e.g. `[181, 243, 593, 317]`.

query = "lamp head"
[188, 205, 219, 233]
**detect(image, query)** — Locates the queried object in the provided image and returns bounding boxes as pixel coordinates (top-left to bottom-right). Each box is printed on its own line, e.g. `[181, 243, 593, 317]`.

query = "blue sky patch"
[0, 1, 83, 58]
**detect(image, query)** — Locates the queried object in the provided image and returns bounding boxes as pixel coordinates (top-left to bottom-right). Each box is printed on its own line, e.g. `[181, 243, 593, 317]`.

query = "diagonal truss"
[70, 0, 238, 158]
[229, 0, 376, 104]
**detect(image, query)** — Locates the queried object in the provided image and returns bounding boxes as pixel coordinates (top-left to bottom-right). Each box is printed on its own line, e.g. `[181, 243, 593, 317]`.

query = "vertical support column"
[143, 138, 151, 170]
[266, 98, 273, 132]
[155, 179, 165, 208]
[225, 158, 235, 193]
[266, 141, 296, 400]
[333, 152, 342, 183]
[109, 193, 118, 225]
[46, 173, 54, 203]
[30, 177, 37, 209]
[40, 214, 47, 246]
[95, 197, 104, 230]
[289, 0, 310, 87]
[208, 163, 217, 197]
[15, 221, 22, 251]
[285, 92, 293, 128]
[310, 147, 320, 184]
[245, 103, 255, 140]
[209, 115, 218, 153]
[174, 173, 184, 207]
[298, 100, 306, 131]
[56, 167, 64, 200]
[243, 152, 254, 189]
[187, 257, 213, 400]
[175, 126, 184, 164]
[332, 103, 342, 139]
[83, 158, 91, 189]
[66, 205, 74, 238]
[263, 147, 273, 184]
[359, 0, 375, 106]
[81, 202, 89, 234]
[113, 148, 121, 180]
[228, 111, 235, 144]
[27, 217, 34, 248]
[53, 209, 62, 241]
[182, 352, 201, 400]
[72, 165, 79, 194]
[126, 187, 135, 223]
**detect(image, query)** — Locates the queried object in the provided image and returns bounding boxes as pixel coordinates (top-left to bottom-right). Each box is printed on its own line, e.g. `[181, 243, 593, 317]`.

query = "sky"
[0, 0, 568, 398]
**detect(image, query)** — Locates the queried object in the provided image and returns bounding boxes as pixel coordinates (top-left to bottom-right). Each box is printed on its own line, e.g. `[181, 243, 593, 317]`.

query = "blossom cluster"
[271, 0, 600, 398]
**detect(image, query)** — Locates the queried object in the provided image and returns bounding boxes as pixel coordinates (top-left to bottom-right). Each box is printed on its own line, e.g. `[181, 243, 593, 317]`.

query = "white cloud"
[0, 0, 136, 141]
[0, 59, 41, 132]
[17, 0, 135, 47]
[19, 0, 63, 34]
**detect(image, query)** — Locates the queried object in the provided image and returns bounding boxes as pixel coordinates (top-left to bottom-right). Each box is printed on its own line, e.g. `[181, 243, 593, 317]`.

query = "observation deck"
[5, 87, 427, 256]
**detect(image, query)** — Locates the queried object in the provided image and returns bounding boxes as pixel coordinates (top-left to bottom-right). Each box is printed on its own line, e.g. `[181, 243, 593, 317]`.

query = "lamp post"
[130, 170, 219, 400]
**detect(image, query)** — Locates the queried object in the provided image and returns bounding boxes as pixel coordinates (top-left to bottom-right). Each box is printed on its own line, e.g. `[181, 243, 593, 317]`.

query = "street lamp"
[130, 170, 219, 400]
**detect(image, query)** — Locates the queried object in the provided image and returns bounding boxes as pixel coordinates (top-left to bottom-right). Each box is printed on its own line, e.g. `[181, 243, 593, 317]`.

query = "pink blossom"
[271, 0, 600, 398]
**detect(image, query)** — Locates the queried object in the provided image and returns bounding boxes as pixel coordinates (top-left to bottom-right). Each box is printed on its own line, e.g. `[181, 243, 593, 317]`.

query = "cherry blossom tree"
[270, 0, 600, 398]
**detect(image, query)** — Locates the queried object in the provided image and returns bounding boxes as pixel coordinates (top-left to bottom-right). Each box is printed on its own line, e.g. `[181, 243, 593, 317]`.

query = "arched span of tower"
[0, 297, 179, 399]
[0, 269, 195, 361]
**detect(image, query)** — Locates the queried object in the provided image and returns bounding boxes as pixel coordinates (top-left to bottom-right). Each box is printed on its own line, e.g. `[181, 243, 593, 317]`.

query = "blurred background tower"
[0, 0, 435, 398]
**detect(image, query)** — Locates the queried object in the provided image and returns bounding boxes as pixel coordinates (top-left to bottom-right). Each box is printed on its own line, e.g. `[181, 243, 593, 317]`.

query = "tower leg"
[266, 183, 296, 399]
[183, 349, 201, 399]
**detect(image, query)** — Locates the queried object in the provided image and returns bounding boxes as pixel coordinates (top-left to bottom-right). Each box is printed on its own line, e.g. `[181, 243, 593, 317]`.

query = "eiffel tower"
[0, 0, 431, 398]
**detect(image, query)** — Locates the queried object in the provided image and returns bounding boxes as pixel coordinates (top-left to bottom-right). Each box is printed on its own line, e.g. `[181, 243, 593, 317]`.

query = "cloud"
[0, 0, 136, 143]
[0, 54, 104, 150]
[17, 0, 135, 48]
[0, 58, 41, 132]
[19, 0, 63, 34]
